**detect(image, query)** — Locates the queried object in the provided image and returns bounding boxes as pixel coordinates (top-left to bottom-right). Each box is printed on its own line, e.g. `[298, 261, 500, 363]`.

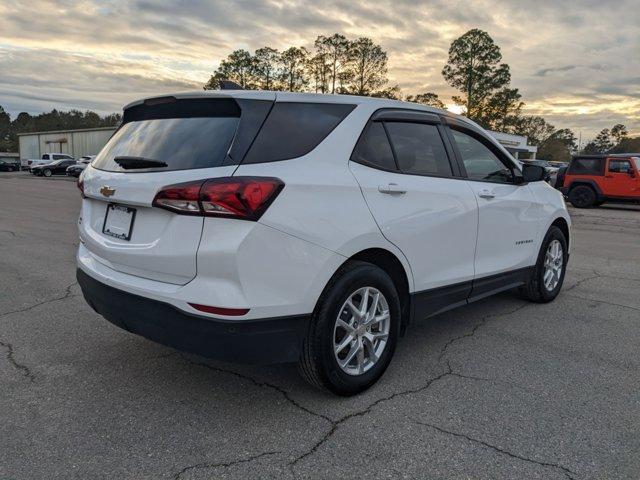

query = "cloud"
[0, 0, 638, 137]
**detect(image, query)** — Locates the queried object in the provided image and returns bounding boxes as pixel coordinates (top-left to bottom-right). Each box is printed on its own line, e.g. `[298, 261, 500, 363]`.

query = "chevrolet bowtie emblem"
[100, 186, 116, 197]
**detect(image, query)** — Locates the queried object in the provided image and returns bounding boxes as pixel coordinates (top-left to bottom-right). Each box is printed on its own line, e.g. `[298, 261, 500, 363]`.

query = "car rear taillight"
[152, 177, 284, 221]
[77, 178, 85, 198]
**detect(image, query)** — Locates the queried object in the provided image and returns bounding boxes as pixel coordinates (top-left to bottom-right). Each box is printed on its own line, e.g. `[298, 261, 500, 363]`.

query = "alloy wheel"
[543, 239, 563, 291]
[333, 287, 390, 376]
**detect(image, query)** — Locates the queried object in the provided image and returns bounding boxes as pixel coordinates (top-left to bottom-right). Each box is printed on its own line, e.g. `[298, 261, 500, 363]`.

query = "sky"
[1, 0, 638, 140]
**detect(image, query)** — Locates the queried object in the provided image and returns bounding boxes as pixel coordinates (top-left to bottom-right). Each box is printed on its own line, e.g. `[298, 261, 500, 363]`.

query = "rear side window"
[385, 122, 451, 176]
[92, 116, 239, 172]
[568, 157, 604, 175]
[351, 122, 396, 171]
[243, 102, 355, 164]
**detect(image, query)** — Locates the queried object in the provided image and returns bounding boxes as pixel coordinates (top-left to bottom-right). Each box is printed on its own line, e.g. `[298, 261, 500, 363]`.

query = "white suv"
[76, 91, 570, 395]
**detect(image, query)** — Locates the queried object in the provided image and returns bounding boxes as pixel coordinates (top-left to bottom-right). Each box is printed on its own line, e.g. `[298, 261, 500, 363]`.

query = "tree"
[478, 87, 523, 131]
[0, 106, 11, 152]
[204, 49, 254, 89]
[583, 128, 614, 154]
[405, 92, 446, 109]
[315, 34, 350, 94]
[611, 136, 640, 153]
[308, 52, 330, 93]
[370, 85, 402, 100]
[280, 47, 309, 92]
[253, 47, 281, 90]
[344, 37, 388, 96]
[611, 123, 628, 145]
[442, 29, 514, 128]
[510, 116, 555, 145]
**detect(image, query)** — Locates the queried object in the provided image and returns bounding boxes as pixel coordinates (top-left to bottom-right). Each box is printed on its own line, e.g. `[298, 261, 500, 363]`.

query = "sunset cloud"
[1, 0, 638, 138]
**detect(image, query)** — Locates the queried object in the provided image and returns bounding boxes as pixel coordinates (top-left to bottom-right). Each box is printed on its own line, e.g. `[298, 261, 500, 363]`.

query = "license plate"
[102, 204, 136, 241]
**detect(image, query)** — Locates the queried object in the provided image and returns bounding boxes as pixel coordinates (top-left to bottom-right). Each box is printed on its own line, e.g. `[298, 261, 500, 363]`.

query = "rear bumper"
[77, 268, 310, 364]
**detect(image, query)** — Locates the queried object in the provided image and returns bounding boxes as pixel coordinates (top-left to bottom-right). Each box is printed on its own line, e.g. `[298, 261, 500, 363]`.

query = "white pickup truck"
[22, 153, 75, 170]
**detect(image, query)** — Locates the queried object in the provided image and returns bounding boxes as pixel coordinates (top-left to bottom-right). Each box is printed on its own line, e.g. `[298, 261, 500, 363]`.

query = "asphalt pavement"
[1, 171, 639, 480]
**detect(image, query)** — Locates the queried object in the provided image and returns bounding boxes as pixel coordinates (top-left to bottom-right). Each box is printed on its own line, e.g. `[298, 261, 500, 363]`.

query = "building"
[18, 126, 116, 160]
[488, 130, 537, 159]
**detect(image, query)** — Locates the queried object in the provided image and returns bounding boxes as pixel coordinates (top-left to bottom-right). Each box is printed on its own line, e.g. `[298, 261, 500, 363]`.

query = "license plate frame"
[102, 203, 136, 241]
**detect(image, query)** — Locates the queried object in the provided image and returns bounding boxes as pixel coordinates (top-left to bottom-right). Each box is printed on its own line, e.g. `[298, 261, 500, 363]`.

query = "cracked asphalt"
[1, 171, 639, 480]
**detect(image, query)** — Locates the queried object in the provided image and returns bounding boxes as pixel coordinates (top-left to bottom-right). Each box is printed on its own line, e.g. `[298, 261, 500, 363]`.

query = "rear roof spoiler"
[219, 80, 244, 90]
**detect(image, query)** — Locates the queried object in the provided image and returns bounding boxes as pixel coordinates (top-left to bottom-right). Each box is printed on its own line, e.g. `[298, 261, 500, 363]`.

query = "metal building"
[18, 126, 116, 160]
[487, 130, 538, 159]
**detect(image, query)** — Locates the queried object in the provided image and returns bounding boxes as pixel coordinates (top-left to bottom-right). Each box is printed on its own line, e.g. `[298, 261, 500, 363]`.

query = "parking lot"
[1, 171, 639, 480]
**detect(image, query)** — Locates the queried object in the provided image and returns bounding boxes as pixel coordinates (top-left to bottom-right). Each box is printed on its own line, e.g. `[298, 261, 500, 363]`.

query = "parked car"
[558, 154, 640, 207]
[23, 153, 75, 171]
[76, 91, 571, 395]
[0, 156, 21, 172]
[66, 156, 95, 177]
[31, 159, 77, 177]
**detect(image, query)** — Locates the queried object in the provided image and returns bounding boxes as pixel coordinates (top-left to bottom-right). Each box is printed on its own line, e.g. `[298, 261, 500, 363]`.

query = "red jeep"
[558, 154, 640, 208]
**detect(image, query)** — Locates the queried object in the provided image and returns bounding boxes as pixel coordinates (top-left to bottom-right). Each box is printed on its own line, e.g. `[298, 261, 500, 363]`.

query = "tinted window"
[351, 122, 396, 170]
[568, 157, 604, 175]
[385, 122, 451, 176]
[451, 129, 513, 183]
[243, 102, 355, 164]
[92, 117, 239, 172]
[608, 159, 632, 173]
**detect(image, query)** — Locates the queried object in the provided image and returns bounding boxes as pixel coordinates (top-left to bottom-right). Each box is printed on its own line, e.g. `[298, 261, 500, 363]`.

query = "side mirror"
[521, 164, 546, 183]
[628, 170, 635, 178]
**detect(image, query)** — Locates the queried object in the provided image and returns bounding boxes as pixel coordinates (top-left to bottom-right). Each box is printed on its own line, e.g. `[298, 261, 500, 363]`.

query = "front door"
[448, 127, 541, 280]
[604, 158, 639, 197]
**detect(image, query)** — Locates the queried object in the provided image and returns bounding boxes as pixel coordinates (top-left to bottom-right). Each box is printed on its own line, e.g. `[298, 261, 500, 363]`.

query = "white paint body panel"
[465, 181, 541, 277]
[77, 90, 571, 323]
[350, 162, 478, 291]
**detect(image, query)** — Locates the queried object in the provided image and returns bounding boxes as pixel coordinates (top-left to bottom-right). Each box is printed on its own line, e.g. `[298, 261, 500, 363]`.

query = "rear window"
[92, 116, 239, 172]
[351, 122, 396, 171]
[243, 102, 355, 164]
[568, 157, 604, 175]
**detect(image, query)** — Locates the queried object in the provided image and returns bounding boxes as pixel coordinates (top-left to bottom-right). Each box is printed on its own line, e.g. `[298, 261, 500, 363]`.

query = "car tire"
[298, 261, 401, 396]
[43, 169, 52, 177]
[519, 226, 568, 303]
[568, 185, 596, 208]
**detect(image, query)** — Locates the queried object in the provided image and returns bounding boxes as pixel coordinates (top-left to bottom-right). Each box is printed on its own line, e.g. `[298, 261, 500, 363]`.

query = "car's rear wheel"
[298, 261, 401, 396]
[43, 169, 52, 177]
[519, 226, 568, 303]
[569, 185, 596, 208]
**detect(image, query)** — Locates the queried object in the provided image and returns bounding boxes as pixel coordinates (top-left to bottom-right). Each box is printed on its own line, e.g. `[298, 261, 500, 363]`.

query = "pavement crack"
[0, 281, 78, 318]
[414, 420, 578, 480]
[182, 356, 333, 423]
[564, 272, 601, 292]
[565, 294, 640, 312]
[174, 450, 280, 479]
[0, 339, 35, 382]
[289, 370, 452, 467]
[438, 302, 529, 365]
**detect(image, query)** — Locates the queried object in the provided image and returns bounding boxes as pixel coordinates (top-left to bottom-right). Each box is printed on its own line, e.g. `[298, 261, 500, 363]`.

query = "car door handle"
[378, 183, 406, 195]
[478, 189, 495, 199]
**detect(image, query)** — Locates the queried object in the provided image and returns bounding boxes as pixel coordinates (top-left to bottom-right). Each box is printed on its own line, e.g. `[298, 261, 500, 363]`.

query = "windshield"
[92, 117, 239, 172]
[632, 157, 640, 171]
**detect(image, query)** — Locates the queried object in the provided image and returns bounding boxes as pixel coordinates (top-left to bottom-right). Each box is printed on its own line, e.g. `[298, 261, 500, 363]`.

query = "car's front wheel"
[299, 261, 401, 396]
[519, 226, 568, 303]
[43, 169, 52, 177]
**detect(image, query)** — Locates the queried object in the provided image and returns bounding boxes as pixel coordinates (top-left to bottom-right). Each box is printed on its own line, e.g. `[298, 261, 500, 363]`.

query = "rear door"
[446, 124, 540, 280]
[79, 94, 275, 285]
[349, 110, 478, 301]
[604, 158, 639, 197]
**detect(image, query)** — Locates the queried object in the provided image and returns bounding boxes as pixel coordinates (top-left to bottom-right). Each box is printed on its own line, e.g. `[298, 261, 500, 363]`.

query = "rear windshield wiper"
[114, 156, 168, 170]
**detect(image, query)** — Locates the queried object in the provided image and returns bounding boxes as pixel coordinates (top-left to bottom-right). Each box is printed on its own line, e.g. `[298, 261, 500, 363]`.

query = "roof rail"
[219, 80, 244, 90]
